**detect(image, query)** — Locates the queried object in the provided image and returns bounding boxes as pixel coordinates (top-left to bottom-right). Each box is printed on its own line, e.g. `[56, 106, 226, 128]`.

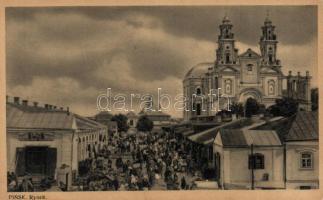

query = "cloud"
[6, 7, 317, 117]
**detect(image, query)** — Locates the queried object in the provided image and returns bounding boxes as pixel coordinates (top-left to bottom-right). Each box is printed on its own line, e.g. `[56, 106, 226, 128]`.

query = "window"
[269, 54, 273, 63]
[129, 120, 134, 126]
[300, 152, 313, 169]
[225, 53, 230, 63]
[196, 88, 201, 95]
[247, 64, 253, 72]
[196, 103, 201, 116]
[208, 147, 213, 161]
[268, 80, 275, 95]
[224, 79, 232, 95]
[249, 153, 265, 169]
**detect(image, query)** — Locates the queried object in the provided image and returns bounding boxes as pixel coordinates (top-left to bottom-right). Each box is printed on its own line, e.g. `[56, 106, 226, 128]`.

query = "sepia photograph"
[3, 3, 320, 196]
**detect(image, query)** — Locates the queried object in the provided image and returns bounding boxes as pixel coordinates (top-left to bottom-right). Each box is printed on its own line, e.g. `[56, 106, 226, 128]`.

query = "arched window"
[225, 53, 230, 63]
[225, 79, 232, 95]
[300, 152, 313, 169]
[268, 80, 275, 95]
[196, 88, 201, 95]
[196, 103, 201, 116]
[269, 54, 273, 63]
[129, 119, 134, 126]
[247, 64, 253, 74]
[249, 153, 265, 169]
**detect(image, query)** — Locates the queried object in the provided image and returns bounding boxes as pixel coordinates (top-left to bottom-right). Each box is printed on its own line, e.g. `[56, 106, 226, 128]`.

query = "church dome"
[184, 62, 213, 79]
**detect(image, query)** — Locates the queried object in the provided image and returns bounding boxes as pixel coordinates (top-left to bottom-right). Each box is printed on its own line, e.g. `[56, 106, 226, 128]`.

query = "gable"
[260, 67, 279, 74]
[220, 66, 238, 73]
[239, 48, 261, 59]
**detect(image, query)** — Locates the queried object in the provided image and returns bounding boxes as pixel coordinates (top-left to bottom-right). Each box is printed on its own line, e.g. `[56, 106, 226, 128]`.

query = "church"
[183, 15, 312, 121]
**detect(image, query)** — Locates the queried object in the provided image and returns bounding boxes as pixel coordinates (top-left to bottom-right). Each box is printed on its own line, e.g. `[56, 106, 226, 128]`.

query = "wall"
[286, 141, 319, 189]
[220, 147, 284, 189]
[6, 129, 72, 174]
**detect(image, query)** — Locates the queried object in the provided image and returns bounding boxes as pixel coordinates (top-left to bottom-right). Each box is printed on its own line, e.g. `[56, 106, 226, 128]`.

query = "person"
[20, 177, 34, 192]
[8, 179, 17, 192]
[113, 174, 120, 191]
[180, 176, 187, 190]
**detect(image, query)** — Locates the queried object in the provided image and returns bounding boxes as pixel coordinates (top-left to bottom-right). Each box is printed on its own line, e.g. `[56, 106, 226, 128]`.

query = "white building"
[213, 129, 284, 189]
[6, 96, 107, 190]
[285, 111, 319, 189]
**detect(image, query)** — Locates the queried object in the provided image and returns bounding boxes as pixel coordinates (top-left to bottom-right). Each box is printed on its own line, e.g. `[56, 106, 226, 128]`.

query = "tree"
[229, 102, 244, 117]
[267, 97, 298, 117]
[245, 98, 259, 118]
[136, 115, 154, 132]
[111, 114, 129, 132]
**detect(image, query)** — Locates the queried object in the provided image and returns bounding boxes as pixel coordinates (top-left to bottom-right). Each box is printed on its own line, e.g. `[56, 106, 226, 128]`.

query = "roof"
[75, 114, 106, 130]
[252, 116, 295, 142]
[184, 62, 213, 79]
[219, 129, 281, 147]
[7, 102, 106, 131]
[220, 129, 248, 147]
[188, 118, 250, 146]
[285, 111, 318, 141]
[6, 102, 74, 130]
[143, 110, 171, 118]
[95, 111, 113, 120]
[126, 111, 137, 118]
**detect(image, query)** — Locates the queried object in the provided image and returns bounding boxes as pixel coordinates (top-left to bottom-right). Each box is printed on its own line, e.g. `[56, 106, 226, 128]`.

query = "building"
[6, 96, 107, 190]
[126, 111, 138, 128]
[183, 15, 311, 121]
[93, 111, 118, 136]
[213, 129, 284, 189]
[285, 111, 319, 189]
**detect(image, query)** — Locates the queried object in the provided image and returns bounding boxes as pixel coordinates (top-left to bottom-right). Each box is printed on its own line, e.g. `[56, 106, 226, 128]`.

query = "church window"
[300, 152, 313, 169]
[196, 104, 201, 116]
[268, 80, 275, 95]
[196, 88, 201, 95]
[247, 64, 253, 74]
[225, 53, 230, 63]
[225, 79, 232, 95]
[269, 54, 273, 63]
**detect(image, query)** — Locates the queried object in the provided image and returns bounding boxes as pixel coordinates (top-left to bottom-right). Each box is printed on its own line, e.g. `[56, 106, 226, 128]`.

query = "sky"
[6, 6, 318, 118]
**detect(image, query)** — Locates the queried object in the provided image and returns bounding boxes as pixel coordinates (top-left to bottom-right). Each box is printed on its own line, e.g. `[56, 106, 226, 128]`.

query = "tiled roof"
[6, 103, 74, 130]
[285, 111, 318, 141]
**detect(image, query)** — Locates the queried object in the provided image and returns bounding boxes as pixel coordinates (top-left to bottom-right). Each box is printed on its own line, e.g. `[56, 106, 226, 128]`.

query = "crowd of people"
[77, 128, 202, 191]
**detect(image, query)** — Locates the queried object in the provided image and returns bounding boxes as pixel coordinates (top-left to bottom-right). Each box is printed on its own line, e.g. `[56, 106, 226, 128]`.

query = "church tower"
[216, 15, 238, 65]
[259, 14, 280, 66]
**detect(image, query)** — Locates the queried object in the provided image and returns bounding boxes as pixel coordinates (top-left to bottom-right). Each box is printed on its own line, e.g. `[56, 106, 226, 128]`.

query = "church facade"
[183, 16, 311, 121]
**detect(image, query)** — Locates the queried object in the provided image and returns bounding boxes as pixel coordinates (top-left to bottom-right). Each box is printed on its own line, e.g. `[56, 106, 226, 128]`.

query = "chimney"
[297, 71, 300, 77]
[33, 102, 38, 107]
[288, 71, 292, 76]
[14, 97, 20, 105]
[44, 104, 49, 109]
[67, 106, 70, 115]
[22, 100, 28, 106]
[306, 71, 310, 77]
[60, 107, 64, 110]
[53, 106, 57, 110]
